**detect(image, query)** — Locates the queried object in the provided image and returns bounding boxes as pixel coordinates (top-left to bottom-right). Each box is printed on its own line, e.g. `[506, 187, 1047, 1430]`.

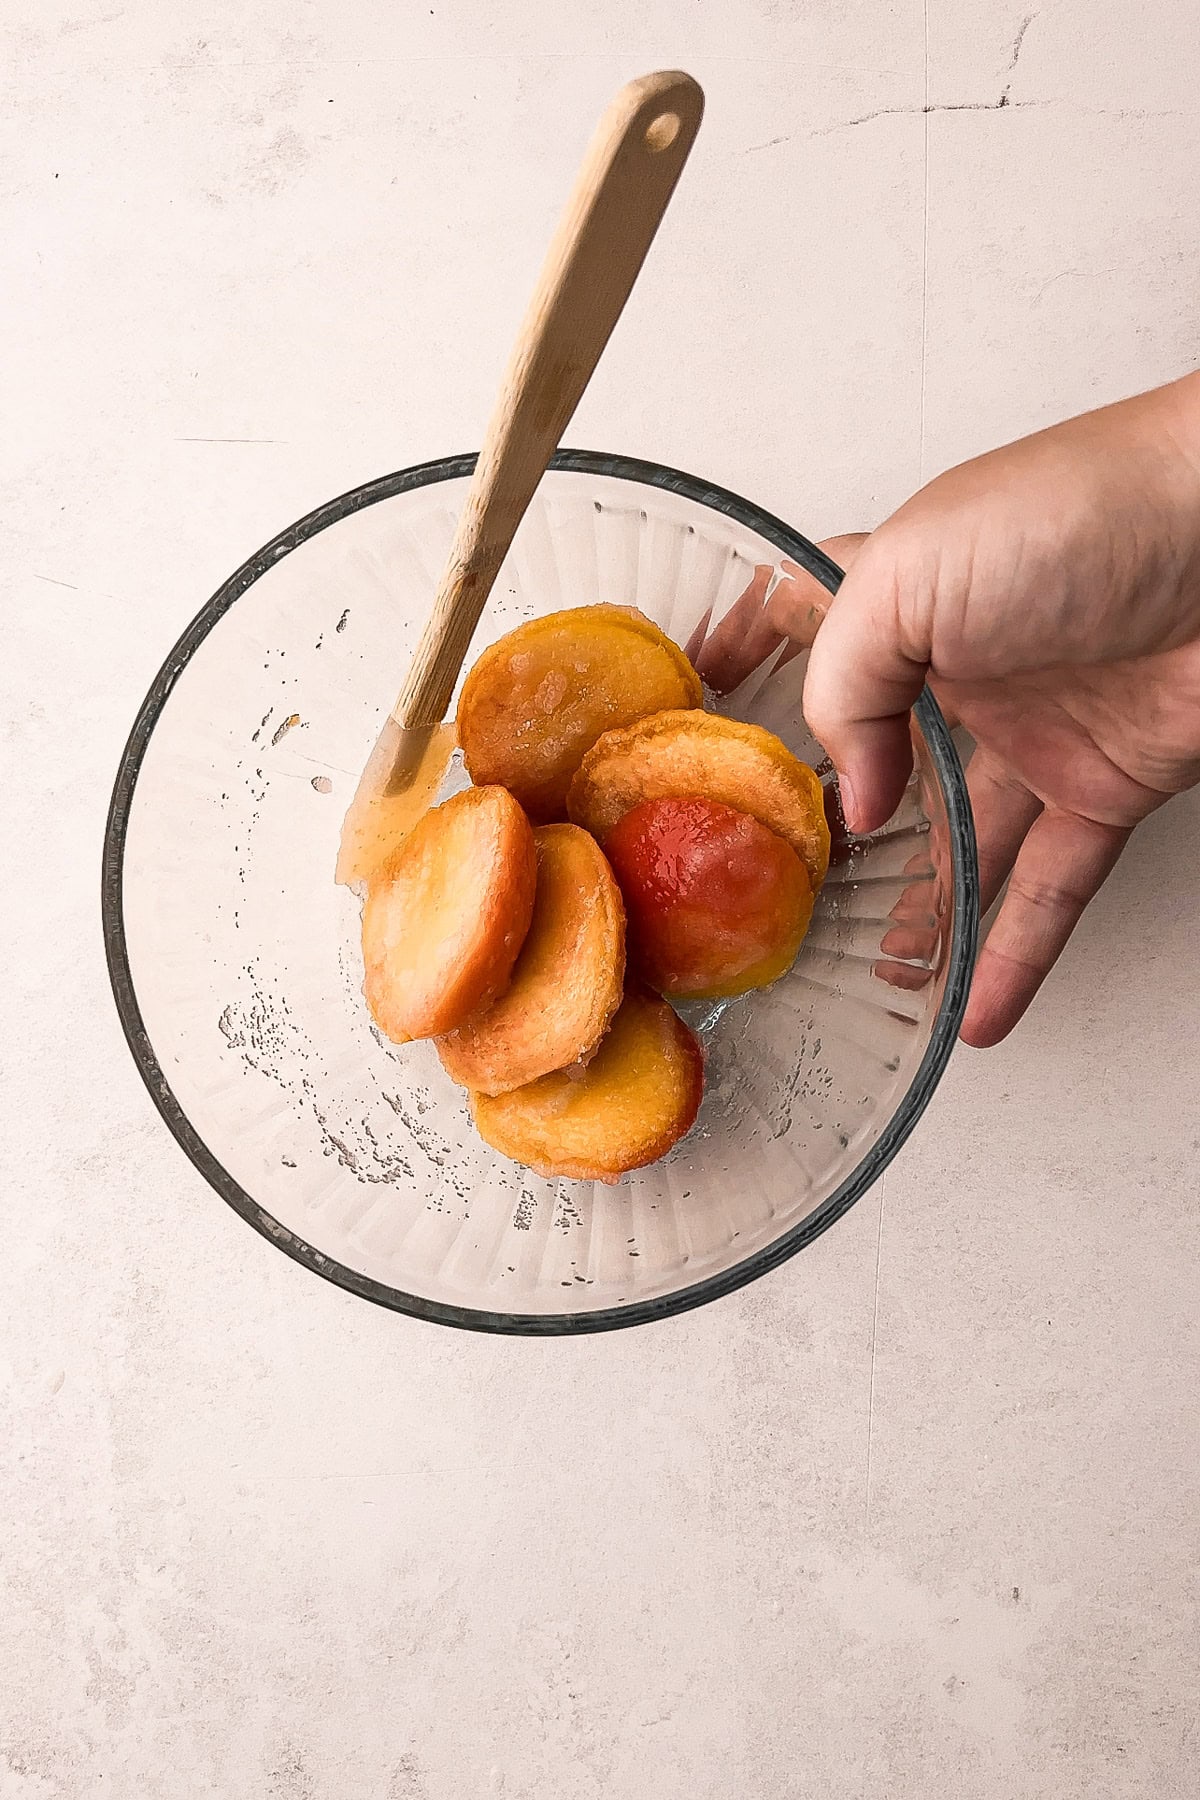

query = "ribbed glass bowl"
[103, 452, 977, 1333]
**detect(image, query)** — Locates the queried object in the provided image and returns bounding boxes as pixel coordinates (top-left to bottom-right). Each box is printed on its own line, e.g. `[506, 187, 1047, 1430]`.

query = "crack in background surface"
[743, 12, 1180, 152]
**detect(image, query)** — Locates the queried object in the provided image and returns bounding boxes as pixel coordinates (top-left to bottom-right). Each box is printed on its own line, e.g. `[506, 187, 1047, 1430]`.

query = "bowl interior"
[109, 456, 975, 1331]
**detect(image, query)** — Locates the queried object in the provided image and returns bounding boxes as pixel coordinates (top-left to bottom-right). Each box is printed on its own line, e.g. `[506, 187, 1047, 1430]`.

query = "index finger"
[687, 562, 777, 693]
[961, 807, 1131, 1046]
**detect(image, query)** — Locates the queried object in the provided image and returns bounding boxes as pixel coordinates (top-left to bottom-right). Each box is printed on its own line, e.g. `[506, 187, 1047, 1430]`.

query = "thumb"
[803, 535, 928, 834]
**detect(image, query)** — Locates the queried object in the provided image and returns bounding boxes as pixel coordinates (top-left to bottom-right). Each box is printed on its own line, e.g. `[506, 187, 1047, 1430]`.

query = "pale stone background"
[3, 2, 1199, 1795]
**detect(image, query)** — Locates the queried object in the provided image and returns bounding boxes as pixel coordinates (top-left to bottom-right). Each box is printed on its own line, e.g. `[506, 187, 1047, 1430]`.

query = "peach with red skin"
[567, 708, 830, 892]
[605, 796, 814, 999]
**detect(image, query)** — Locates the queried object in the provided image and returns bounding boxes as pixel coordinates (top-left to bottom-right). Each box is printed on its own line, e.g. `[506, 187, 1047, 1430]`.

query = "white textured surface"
[3, 2, 1199, 1794]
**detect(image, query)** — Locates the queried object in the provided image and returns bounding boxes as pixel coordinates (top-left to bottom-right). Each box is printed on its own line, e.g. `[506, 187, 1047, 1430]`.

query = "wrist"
[1146, 372, 1200, 643]
[1152, 369, 1200, 485]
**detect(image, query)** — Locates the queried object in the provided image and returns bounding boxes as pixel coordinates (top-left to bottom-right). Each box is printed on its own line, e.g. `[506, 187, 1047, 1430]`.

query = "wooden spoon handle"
[393, 70, 704, 728]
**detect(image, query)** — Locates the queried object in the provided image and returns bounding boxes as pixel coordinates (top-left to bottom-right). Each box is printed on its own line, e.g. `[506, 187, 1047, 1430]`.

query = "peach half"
[567, 708, 830, 891]
[457, 604, 702, 822]
[437, 823, 625, 1095]
[362, 785, 536, 1043]
[470, 988, 703, 1183]
[605, 796, 814, 999]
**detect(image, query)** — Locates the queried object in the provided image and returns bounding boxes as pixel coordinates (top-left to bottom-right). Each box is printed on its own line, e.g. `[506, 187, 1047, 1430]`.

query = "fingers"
[771, 535, 870, 671]
[689, 564, 777, 693]
[965, 748, 1044, 914]
[875, 852, 939, 992]
[691, 535, 869, 696]
[807, 708, 918, 837]
[961, 808, 1131, 1047]
[815, 532, 870, 573]
[927, 675, 961, 731]
[804, 537, 928, 835]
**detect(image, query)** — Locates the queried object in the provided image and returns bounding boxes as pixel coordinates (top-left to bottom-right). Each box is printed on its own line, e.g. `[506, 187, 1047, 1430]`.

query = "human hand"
[696, 374, 1200, 1045]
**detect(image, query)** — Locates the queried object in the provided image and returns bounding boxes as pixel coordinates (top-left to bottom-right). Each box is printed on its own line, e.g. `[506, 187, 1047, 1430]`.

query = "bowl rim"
[102, 449, 979, 1335]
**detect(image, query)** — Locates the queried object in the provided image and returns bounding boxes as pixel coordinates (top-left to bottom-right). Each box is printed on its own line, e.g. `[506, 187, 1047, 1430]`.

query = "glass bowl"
[103, 452, 978, 1334]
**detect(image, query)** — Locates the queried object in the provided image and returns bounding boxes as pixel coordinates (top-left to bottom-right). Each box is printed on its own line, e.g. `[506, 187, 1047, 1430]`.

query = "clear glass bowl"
[103, 453, 978, 1333]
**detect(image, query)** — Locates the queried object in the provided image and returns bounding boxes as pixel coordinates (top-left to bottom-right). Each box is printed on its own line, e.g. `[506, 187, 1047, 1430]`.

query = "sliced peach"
[362, 785, 536, 1043]
[470, 988, 703, 1183]
[567, 708, 831, 891]
[606, 797, 814, 999]
[457, 604, 702, 822]
[437, 823, 625, 1095]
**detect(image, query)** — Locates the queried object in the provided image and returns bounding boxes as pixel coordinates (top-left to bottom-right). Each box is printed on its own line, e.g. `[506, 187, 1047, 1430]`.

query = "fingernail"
[837, 771, 857, 830]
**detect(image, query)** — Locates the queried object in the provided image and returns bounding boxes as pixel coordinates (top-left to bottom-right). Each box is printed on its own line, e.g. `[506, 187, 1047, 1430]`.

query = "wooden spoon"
[336, 69, 705, 889]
